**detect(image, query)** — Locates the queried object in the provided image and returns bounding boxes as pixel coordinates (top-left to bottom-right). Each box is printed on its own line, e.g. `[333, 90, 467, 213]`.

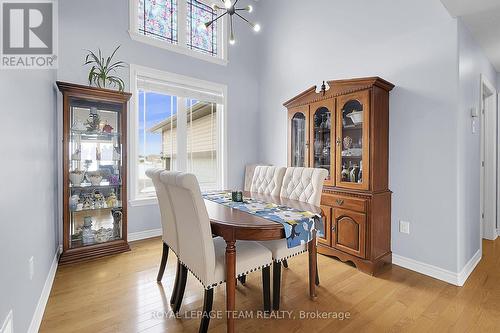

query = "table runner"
[203, 192, 323, 248]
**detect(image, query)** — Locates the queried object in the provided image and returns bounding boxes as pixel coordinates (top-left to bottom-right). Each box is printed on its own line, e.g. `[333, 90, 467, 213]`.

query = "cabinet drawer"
[322, 194, 367, 213]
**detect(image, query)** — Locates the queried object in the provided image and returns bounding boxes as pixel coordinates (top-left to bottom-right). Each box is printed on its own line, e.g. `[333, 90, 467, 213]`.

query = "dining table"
[204, 191, 322, 333]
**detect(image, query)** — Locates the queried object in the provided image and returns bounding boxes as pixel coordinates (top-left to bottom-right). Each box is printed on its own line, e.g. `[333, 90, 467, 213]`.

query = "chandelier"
[204, 0, 260, 45]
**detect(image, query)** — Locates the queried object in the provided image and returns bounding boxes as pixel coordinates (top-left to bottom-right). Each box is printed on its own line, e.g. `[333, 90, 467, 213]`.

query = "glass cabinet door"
[310, 100, 334, 184]
[336, 91, 370, 190]
[67, 98, 124, 248]
[288, 106, 309, 167]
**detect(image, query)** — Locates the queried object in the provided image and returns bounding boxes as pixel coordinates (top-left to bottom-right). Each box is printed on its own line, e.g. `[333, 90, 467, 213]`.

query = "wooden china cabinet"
[284, 77, 394, 275]
[57, 82, 132, 264]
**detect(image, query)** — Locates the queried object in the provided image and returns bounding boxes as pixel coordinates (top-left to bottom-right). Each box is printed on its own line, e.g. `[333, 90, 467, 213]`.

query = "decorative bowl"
[88, 174, 103, 186]
[69, 171, 85, 185]
[347, 111, 363, 124]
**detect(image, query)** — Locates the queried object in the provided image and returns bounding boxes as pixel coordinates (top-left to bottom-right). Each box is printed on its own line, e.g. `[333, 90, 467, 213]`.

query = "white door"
[480, 75, 497, 240]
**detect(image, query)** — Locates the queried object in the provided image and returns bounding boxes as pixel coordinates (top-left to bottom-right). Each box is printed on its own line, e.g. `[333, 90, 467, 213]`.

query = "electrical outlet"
[399, 220, 410, 234]
[0, 310, 13, 333]
[29, 256, 34, 280]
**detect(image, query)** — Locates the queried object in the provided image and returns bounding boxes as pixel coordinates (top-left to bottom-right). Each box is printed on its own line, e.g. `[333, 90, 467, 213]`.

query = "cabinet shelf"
[71, 205, 122, 213]
[70, 183, 122, 189]
[70, 130, 120, 141]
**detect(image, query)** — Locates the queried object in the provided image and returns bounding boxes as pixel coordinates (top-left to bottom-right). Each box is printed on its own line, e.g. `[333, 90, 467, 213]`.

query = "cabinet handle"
[336, 138, 341, 145]
[335, 199, 344, 206]
[331, 225, 336, 231]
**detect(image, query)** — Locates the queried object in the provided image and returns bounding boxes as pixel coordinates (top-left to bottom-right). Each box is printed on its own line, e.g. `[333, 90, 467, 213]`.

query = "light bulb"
[229, 38, 236, 45]
[253, 23, 261, 32]
[199, 22, 208, 31]
[247, 5, 253, 13]
[224, 0, 232, 9]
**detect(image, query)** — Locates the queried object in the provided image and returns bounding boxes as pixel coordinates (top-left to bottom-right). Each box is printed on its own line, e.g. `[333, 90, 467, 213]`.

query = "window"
[130, 0, 227, 64]
[138, 0, 178, 43]
[186, 0, 217, 56]
[130, 65, 227, 204]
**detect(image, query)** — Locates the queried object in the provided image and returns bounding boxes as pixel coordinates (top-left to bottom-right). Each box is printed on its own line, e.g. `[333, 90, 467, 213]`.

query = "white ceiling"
[441, 0, 500, 72]
[441, 0, 500, 71]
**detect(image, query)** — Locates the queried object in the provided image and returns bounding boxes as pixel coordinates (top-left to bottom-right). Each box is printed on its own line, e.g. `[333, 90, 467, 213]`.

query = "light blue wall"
[0, 70, 58, 332]
[255, 0, 461, 272]
[457, 19, 498, 271]
[57, 0, 261, 234]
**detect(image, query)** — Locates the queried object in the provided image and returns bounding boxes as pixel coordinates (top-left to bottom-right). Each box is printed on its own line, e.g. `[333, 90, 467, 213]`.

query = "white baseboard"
[28, 245, 62, 333]
[393, 249, 481, 287]
[457, 249, 482, 286]
[128, 228, 162, 242]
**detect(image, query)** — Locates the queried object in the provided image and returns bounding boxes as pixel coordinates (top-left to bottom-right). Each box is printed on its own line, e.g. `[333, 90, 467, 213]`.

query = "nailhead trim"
[274, 249, 309, 263]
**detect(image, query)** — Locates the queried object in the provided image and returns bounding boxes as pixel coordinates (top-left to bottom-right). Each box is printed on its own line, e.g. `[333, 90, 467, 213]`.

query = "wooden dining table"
[204, 191, 322, 333]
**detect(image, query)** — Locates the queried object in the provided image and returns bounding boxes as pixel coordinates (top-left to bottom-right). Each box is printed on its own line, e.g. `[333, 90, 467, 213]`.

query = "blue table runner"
[203, 192, 323, 248]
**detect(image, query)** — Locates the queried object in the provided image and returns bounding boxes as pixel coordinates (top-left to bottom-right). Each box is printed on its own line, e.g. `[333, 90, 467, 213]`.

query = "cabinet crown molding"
[283, 76, 394, 109]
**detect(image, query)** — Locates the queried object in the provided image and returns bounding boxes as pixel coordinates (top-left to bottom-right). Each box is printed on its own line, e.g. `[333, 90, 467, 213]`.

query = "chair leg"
[170, 261, 182, 305]
[199, 289, 214, 333]
[157, 242, 169, 282]
[173, 264, 188, 314]
[282, 259, 289, 269]
[262, 266, 271, 312]
[316, 263, 320, 286]
[272, 261, 281, 310]
[238, 275, 246, 285]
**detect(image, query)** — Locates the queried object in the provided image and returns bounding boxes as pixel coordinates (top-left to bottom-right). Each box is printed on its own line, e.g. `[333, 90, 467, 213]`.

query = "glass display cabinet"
[57, 82, 131, 264]
[284, 77, 394, 275]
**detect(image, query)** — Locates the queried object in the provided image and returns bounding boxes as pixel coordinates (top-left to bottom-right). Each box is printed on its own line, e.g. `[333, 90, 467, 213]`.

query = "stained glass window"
[187, 0, 217, 56]
[138, 0, 178, 43]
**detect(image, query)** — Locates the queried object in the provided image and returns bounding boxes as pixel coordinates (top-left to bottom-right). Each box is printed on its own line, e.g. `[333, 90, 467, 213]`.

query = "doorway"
[480, 74, 497, 241]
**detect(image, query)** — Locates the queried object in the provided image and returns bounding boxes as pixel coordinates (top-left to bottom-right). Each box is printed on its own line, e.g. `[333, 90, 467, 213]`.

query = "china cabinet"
[284, 77, 394, 275]
[57, 82, 132, 264]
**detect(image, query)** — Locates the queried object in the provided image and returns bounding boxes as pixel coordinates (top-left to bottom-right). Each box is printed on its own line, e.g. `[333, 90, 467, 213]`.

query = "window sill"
[129, 31, 228, 66]
[129, 197, 158, 207]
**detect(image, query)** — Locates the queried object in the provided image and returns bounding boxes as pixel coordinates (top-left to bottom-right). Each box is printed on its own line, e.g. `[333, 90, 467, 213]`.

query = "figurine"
[94, 191, 106, 208]
[71, 120, 87, 131]
[96, 146, 101, 161]
[106, 190, 118, 208]
[71, 147, 81, 161]
[85, 107, 101, 132]
[112, 209, 122, 239]
[102, 122, 114, 134]
[82, 216, 94, 245]
[112, 145, 121, 161]
[69, 195, 80, 211]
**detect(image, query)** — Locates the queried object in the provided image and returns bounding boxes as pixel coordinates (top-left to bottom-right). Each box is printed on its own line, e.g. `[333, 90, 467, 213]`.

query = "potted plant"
[84, 45, 126, 92]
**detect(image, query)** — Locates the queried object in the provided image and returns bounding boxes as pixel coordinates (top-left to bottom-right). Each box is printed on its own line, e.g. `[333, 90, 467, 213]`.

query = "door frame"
[480, 74, 497, 241]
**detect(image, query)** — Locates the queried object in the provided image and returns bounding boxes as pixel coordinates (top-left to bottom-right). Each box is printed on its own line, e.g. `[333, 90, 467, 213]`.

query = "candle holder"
[231, 191, 243, 202]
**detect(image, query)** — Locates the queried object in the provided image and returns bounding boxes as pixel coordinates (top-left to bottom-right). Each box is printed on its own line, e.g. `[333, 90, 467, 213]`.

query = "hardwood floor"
[40, 238, 500, 332]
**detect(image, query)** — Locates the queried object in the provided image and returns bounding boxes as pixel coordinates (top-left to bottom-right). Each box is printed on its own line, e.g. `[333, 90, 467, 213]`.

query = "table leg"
[225, 240, 236, 333]
[308, 230, 317, 298]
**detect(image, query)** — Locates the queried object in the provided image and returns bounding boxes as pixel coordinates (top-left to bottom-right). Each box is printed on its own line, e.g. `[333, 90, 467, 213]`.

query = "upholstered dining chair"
[160, 171, 273, 332]
[145, 169, 185, 311]
[259, 167, 328, 310]
[244, 163, 271, 191]
[250, 166, 286, 196]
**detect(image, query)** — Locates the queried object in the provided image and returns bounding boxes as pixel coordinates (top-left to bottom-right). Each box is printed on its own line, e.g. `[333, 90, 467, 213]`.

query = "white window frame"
[129, 0, 228, 66]
[129, 64, 228, 206]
